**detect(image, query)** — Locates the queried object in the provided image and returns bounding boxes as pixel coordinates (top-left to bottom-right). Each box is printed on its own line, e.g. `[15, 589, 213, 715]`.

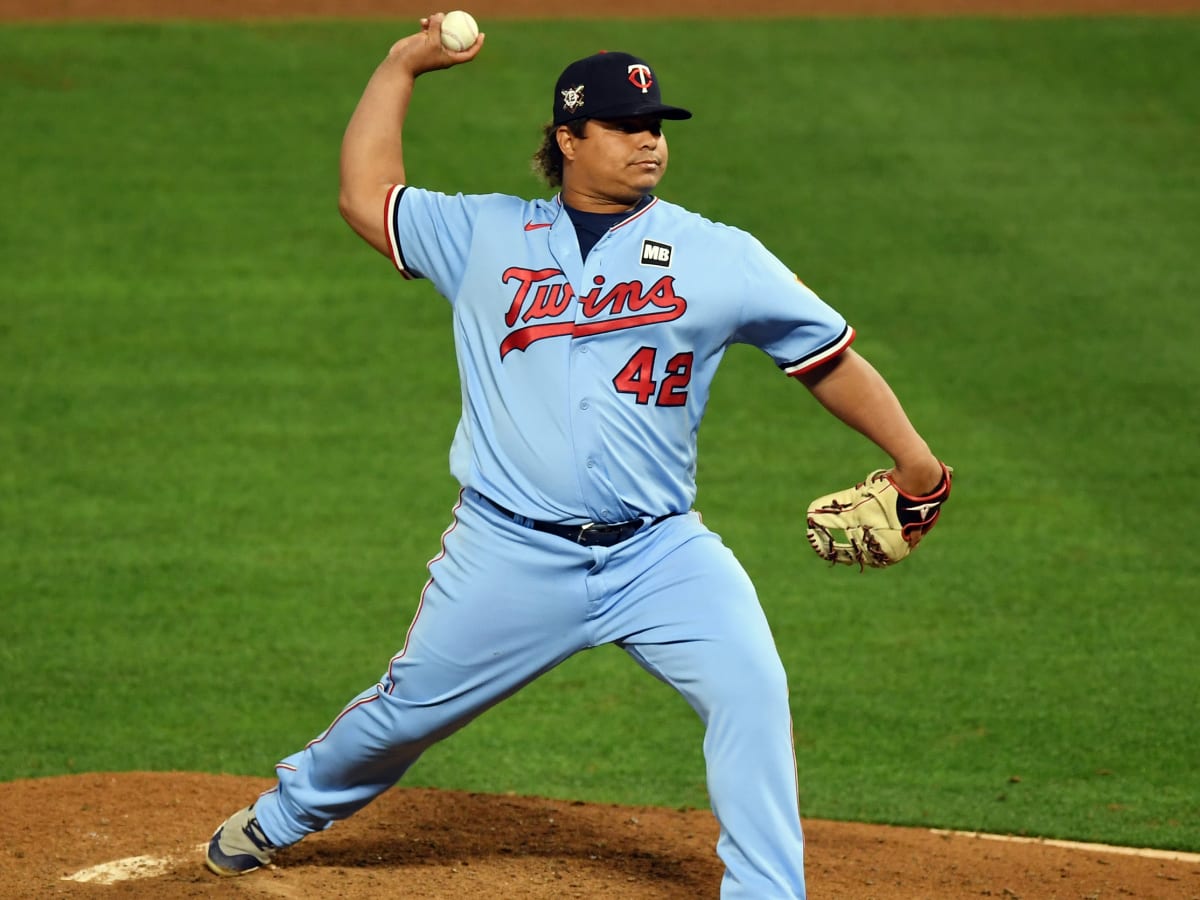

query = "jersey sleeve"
[732, 235, 855, 376]
[385, 185, 486, 301]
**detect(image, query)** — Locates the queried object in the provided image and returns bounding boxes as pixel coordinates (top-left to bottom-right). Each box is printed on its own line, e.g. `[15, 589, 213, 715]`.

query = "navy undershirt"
[564, 195, 653, 261]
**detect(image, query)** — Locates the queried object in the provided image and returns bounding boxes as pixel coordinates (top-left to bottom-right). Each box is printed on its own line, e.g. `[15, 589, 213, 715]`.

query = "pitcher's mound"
[1, 772, 1195, 898]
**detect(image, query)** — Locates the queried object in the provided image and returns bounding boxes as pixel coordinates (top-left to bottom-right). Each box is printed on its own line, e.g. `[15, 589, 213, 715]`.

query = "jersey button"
[579, 400, 590, 410]
[586, 458, 595, 468]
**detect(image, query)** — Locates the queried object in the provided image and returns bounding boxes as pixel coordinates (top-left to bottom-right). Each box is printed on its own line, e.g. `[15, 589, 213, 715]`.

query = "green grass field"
[2, 17, 1197, 852]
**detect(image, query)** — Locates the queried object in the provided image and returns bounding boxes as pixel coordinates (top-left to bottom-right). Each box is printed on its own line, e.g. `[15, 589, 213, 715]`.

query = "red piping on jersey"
[783, 325, 856, 377]
[609, 196, 658, 230]
[548, 193, 657, 232]
[385, 184, 415, 280]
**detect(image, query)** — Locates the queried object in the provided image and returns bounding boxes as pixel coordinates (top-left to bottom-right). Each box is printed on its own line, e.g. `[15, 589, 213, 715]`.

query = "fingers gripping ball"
[440, 10, 479, 52]
[806, 463, 952, 569]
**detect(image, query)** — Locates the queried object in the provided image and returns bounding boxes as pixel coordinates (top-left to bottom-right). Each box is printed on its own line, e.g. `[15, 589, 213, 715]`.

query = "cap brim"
[606, 103, 693, 120]
[564, 103, 693, 124]
[655, 106, 693, 120]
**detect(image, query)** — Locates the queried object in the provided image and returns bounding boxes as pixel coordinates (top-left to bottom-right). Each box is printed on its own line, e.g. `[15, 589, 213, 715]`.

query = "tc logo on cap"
[627, 64, 653, 94]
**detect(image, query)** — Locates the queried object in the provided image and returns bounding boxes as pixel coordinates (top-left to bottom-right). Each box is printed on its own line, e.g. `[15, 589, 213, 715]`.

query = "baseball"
[440, 10, 479, 52]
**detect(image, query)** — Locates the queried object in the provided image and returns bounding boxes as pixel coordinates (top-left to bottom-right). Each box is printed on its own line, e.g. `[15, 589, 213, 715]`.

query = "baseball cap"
[552, 51, 692, 126]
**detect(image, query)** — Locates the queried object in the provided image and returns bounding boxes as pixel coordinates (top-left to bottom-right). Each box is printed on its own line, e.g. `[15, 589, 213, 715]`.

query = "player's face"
[560, 116, 669, 211]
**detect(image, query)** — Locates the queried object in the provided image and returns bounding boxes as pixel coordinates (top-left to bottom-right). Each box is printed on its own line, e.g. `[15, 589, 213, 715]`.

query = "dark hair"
[532, 119, 589, 188]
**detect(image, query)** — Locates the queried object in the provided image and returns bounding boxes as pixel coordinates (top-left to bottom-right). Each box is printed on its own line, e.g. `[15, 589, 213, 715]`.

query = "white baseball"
[440, 10, 479, 52]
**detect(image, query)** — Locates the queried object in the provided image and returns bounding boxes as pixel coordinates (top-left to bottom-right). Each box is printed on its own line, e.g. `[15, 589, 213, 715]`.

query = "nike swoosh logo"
[524, 222, 552, 231]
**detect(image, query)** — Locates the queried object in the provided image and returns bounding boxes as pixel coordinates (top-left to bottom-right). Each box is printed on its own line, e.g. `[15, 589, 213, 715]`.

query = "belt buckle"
[577, 522, 624, 547]
[576, 520, 641, 548]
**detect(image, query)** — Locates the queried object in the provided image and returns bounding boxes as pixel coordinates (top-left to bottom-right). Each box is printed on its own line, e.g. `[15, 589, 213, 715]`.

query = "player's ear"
[556, 124, 580, 160]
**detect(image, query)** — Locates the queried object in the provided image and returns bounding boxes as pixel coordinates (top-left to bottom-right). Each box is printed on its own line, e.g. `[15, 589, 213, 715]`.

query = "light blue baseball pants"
[251, 488, 807, 898]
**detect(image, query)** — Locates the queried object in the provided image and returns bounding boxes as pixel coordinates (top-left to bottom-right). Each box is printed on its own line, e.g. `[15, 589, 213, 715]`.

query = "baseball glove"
[805, 463, 952, 569]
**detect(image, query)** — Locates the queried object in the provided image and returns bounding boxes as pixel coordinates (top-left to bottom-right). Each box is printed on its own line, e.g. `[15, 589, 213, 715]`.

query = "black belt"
[476, 492, 673, 548]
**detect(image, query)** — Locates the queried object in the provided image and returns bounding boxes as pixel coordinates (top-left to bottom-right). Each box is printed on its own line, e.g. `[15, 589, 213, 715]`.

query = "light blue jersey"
[386, 187, 854, 522]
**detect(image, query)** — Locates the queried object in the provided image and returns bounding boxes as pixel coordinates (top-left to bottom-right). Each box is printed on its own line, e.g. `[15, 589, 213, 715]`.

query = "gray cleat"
[205, 805, 277, 876]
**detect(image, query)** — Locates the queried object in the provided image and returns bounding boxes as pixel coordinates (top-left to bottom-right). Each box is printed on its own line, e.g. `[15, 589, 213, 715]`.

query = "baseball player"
[206, 14, 950, 899]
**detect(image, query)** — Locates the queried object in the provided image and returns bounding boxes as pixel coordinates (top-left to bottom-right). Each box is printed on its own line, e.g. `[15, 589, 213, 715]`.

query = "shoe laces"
[241, 816, 276, 852]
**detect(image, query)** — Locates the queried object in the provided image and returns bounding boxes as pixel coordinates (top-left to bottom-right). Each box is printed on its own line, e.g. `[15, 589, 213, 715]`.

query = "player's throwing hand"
[389, 11, 484, 75]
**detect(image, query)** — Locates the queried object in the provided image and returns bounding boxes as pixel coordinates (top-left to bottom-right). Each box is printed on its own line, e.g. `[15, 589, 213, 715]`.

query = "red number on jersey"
[612, 346, 658, 405]
[612, 347, 693, 407]
[658, 351, 693, 407]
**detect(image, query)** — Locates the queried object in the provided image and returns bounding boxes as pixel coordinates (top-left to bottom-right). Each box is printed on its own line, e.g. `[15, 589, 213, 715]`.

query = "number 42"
[612, 346, 694, 407]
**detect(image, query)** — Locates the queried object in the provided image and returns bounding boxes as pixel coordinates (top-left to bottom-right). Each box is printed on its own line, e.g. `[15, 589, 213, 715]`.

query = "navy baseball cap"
[553, 51, 692, 126]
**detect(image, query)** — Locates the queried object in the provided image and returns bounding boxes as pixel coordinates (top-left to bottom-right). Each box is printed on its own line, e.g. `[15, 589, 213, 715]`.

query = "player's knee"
[707, 656, 790, 714]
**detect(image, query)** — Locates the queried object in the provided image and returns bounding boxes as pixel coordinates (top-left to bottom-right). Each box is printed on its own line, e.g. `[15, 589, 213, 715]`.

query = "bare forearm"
[799, 349, 943, 494]
[338, 43, 422, 252]
[338, 17, 484, 254]
[340, 51, 416, 200]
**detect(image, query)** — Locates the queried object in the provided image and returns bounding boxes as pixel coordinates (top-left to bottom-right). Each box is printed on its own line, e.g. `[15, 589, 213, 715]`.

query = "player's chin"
[627, 164, 665, 191]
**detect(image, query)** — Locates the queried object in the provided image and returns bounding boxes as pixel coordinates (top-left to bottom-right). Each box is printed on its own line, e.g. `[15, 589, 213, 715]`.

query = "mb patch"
[640, 239, 673, 268]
